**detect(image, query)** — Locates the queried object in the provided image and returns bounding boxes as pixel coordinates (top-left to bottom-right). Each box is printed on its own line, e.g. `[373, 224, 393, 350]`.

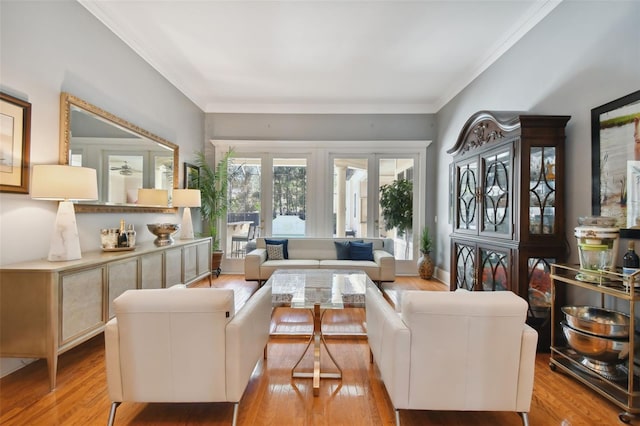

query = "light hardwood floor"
[0, 275, 629, 425]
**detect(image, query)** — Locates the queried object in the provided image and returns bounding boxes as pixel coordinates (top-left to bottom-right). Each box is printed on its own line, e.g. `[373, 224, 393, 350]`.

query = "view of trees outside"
[226, 158, 308, 239]
[272, 165, 306, 218]
[227, 158, 261, 217]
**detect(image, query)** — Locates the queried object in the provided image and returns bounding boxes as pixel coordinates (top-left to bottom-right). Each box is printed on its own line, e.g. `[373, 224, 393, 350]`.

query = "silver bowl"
[561, 306, 630, 338]
[147, 223, 180, 246]
[561, 321, 629, 364]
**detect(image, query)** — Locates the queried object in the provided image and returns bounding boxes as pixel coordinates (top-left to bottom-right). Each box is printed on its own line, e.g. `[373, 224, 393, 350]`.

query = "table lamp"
[137, 188, 169, 206]
[31, 165, 98, 261]
[172, 189, 201, 239]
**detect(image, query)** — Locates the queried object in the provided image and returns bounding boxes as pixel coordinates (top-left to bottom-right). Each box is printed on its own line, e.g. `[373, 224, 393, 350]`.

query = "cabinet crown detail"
[447, 111, 522, 156]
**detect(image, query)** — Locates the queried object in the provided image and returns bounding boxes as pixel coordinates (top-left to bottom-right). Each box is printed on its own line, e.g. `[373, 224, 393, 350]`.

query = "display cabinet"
[448, 111, 570, 350]
[550, 263, 639, 423]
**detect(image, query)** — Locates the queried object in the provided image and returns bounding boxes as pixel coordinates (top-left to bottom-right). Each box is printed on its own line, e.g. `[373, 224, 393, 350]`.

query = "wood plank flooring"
[0, 275, 629, 425]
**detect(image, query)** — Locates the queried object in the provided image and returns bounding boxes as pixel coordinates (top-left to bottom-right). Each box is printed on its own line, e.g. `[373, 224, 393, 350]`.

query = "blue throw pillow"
[334, 240, 364, 260]
[350, 241, 374, 261]
[334, 241, 351, 260]
[265, 238, 289, 259]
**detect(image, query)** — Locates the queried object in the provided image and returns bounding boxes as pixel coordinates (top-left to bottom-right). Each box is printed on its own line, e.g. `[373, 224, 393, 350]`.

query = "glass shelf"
[551, 263, 640, 299]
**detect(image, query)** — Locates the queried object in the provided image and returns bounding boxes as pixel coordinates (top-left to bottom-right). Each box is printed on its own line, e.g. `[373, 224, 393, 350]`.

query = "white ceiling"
[79, 0, 561, 114]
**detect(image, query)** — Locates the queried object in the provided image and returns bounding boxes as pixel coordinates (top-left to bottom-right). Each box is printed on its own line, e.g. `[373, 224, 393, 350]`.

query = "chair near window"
[231, 224, 256, 258]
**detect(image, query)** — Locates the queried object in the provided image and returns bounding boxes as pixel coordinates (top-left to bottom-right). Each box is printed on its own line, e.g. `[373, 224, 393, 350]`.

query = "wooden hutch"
[448, 111, 570, 350]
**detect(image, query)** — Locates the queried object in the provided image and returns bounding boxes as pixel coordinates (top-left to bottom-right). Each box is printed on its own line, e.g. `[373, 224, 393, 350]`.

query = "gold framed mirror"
[59, 93, 178, 213]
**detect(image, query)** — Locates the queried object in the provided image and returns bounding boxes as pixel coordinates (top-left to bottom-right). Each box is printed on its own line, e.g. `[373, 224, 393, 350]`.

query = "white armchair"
[104, 284, 272, 426]
[366, 286, 538, 426]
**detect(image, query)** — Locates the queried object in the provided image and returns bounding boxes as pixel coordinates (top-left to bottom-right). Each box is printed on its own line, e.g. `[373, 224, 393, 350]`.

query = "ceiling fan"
[110, 161, 141, 176]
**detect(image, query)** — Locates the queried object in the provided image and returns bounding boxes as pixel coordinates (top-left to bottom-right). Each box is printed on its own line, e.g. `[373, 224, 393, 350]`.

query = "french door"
[330, 154, 419, 270]
[213, 140, 428, 275]
[223, 152, 311, 271]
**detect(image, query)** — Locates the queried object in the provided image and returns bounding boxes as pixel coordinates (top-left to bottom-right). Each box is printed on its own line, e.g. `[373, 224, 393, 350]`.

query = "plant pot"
[417, 252, 434, 280]
[211, 250, 224, 277]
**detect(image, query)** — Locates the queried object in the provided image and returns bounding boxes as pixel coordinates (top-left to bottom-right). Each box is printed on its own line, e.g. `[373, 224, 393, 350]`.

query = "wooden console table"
[0, 237, 212, 390]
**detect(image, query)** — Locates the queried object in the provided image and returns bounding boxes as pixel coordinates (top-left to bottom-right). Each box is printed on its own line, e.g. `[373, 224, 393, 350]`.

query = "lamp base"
[48, 201, 82, 261]
[180, 207, 195, 240]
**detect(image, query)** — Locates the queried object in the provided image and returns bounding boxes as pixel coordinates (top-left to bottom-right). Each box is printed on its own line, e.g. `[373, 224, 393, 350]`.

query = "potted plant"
[379, 178, 413, 259]
[191, 149, 234, 276]
[417, 226, 434, 280]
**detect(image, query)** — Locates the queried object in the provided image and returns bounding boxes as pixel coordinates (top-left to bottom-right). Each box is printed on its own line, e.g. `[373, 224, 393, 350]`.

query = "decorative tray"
[102, 247, 136, 252]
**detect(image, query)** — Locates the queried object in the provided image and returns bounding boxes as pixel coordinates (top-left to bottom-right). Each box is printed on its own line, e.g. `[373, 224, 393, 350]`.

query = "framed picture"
[184, 162, 200, 189]
[0, 92, 31, 193]
[592, 90, 640, 228]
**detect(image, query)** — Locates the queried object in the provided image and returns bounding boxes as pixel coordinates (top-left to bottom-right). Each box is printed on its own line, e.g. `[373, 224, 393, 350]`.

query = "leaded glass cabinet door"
[454, 158, 479, 235]
[454, 241, 475, 290]
[528, 146, 557, 238]
[479, 246, 511, 291]
[526, 256, 556, 352]
[528, 257, 553, 314]
[480, 146, 512, 238]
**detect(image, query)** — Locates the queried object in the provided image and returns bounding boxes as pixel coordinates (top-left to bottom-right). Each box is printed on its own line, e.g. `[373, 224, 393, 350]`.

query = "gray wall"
[207, 113, 435, 140]
[0, 1, 204, 375]
[0, 1, 205, 266]
[206, 113, 439, 253]
[434, 0, 640, 281]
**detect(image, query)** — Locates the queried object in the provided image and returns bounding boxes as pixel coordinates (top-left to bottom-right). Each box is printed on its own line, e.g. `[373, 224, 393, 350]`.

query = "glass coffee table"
[267, 269, 371, 396]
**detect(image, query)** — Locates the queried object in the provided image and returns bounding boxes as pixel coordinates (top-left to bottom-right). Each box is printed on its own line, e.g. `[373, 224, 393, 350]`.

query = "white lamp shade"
[30, 165, 97, 262]
[137, 188, 169, 206]
[31, 165, 98, 200]
[173, 189, 201, 207]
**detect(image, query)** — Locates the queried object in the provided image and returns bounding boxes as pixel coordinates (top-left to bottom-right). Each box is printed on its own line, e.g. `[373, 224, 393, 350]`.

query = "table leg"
[47, 352, 58, 390]
[313, 305, 321, 396]
[291, 304, 342, 396]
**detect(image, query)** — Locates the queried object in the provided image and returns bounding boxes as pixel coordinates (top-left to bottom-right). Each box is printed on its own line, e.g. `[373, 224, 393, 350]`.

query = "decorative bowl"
[147, 223, 180, 246]
[561, 306, 630, 338]
[561, 321, 629, 364]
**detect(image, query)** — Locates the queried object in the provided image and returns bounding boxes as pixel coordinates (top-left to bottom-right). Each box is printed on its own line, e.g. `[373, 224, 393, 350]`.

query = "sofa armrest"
[366, 284, 410, 408]
[225, 283, 273, 401]
[104, 318, 123, 402]
[516, 323, 538, 412]
[373, 249, 396, 282]
[244, 248, 267, 281]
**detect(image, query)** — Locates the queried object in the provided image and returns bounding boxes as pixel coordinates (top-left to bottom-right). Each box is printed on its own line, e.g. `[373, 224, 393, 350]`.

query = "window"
[213, 140, 429, 275]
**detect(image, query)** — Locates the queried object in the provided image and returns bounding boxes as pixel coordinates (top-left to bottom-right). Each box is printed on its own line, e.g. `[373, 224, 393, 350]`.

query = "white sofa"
[104, 284, 272, 426]
[366, 286, 538, 426]
[244, 237, 395, 284]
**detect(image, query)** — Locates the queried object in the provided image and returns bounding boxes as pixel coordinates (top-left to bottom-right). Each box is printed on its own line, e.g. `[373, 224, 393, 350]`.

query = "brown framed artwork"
[591, 90, 640, 228]
[0, 92, 31, 193]
[184, 162, 200, 189]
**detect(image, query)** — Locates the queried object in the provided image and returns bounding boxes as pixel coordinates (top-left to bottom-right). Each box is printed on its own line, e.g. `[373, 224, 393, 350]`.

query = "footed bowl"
[147, 223, 180, 246]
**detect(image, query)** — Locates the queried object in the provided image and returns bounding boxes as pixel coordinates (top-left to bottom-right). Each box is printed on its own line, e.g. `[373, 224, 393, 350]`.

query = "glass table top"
[268, 269, 371, 309]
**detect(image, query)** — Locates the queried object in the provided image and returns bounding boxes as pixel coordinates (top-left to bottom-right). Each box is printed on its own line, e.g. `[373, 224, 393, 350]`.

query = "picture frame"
[184, 162, 200, 189]
[0, 92, 31, 193]
[591, 90, 640, 228]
